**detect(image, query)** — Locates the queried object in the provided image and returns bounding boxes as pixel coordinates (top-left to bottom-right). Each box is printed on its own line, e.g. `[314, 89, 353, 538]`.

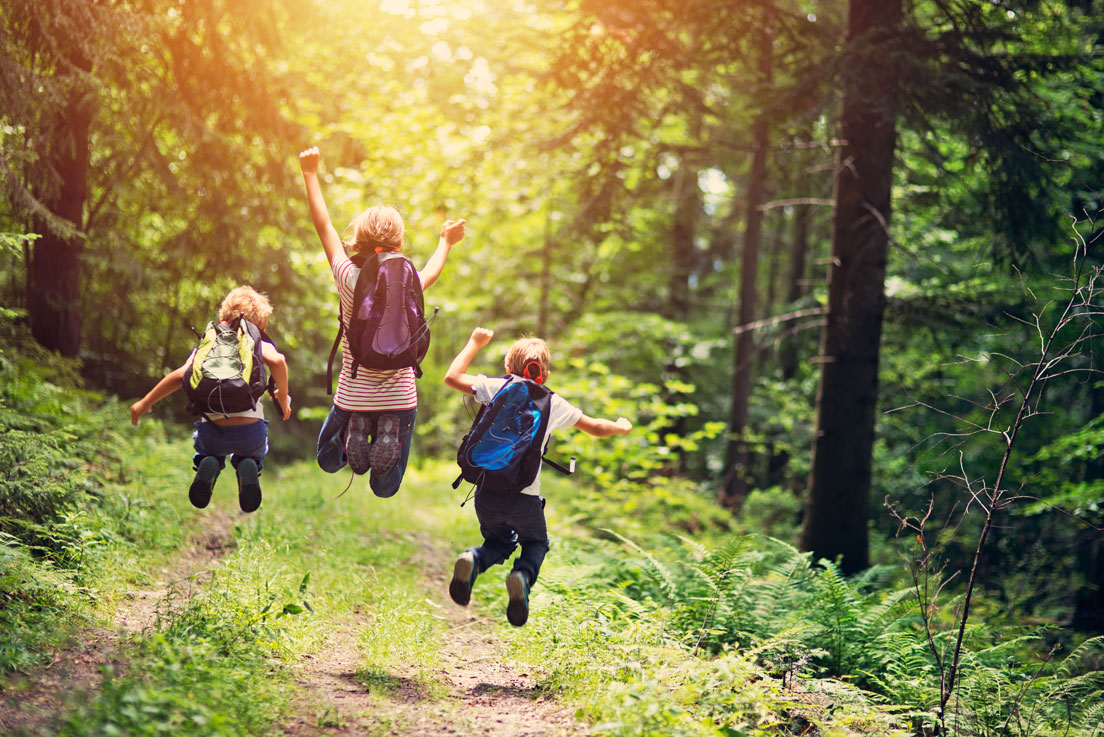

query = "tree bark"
[721, 11, 772, 512]
[668, 162, 698, 320]
[28, 52, 93, 357]
[800, 0, 901, 574]
[780, 191, 814, 379]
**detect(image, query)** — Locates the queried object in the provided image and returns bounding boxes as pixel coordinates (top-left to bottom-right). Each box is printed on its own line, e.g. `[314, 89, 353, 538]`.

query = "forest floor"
[0, 509, 237, 735]
[283, 532, 584, 737]
[0, 483, 585, 737]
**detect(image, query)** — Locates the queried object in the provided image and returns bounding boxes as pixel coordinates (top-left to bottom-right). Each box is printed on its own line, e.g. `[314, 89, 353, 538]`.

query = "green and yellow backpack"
[182, 315, 275, 419]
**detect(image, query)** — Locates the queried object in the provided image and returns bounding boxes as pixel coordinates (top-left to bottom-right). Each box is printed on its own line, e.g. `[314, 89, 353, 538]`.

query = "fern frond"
[602, 528, 680, 603]
[1055, 635, 1104, 680]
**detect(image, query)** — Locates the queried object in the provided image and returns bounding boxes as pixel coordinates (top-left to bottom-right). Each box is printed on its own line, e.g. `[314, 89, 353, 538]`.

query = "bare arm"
[419, 218, 466, 290]
[444, 327, 493, 394]
[298, 146, 345, 267]
[261, 341, 292, 421]
[574, 415, 633, 437]
[130, 363, 188, 426]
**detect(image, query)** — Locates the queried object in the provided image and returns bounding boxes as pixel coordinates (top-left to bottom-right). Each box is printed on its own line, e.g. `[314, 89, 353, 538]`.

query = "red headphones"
[523, 361, 545, 384]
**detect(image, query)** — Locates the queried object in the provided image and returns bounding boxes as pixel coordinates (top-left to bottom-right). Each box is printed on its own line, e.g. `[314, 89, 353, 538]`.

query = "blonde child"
[299, 146, 465, 497]
[129, 286, 291, 512]
[444, 327, 632, 625]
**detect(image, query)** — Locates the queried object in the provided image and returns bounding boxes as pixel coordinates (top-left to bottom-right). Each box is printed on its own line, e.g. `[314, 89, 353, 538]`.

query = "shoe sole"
[237, 459, 262, 513]
[506, 571, 529, 627]
[346, 414, 373, 475]
[369, 414, 401, 474]
[449, 553, 475, 606]
[189, 457, 219, 509]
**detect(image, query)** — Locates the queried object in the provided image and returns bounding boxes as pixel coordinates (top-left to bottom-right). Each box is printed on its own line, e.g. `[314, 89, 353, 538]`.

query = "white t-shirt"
[331, 253, 418, 412]
[471, 374, 583, 496]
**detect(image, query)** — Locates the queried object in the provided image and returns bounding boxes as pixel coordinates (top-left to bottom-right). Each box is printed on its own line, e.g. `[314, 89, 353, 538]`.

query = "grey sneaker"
[369, 413, 401, 474]
[236, 458, 262, 513]
[346, 414, 374, 475]
[189, 456, 220, 509]
[449, 551, 477, 606]
[506, 570, 530, 627]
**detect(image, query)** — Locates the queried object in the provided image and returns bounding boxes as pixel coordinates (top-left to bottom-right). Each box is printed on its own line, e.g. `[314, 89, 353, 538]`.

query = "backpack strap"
[543, 457, 575, 476]
[326, 319, 343, 396]
[340, 252, 380, 387]
[255, 325, 281, 408]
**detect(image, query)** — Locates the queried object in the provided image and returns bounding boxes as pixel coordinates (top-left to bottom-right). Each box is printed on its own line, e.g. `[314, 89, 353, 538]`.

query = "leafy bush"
[576, 530, 1104, 737]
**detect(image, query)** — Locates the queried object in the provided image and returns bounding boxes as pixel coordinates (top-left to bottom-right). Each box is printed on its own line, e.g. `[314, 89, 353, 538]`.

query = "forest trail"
[0, 509, 237, 735]
[285, 531, 584, 737]
[1, 490, 586, 736]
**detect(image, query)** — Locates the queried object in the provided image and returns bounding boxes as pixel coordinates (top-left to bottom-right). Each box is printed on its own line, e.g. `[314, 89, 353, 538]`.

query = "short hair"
[344, 205, 405, 253]
[219, 286, 273, 329]
[504, 337, 550, 377]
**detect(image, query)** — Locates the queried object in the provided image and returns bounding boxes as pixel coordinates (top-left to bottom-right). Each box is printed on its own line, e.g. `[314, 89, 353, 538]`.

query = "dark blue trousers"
[468, 490, 550, 586]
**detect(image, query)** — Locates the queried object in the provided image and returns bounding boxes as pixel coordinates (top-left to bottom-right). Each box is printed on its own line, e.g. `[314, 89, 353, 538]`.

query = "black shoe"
[346, 414, 374, 475]
[189, 456, 220, 509]
[506, 570, 530, 627]
[449, 551, 478, 606]
[237, 458, 262, 513]
[369, 413, 401, 474]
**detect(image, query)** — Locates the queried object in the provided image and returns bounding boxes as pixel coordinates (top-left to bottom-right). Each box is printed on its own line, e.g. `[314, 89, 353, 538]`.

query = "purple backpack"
[326, 252, 433, 393]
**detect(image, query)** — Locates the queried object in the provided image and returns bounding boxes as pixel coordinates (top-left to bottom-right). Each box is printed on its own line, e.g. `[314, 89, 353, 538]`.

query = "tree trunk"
[800, 0, 901, 574]
[721, 11, 772, 512]
[28, 54, 93, 357]
[780, 196, 814, 380]
[668, 162, 698, 320]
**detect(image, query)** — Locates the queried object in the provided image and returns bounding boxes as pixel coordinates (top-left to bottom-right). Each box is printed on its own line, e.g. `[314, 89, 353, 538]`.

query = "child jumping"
[299, 145, 465, 497]
[129, 286, 291, 513]
[444, 327, 632, 626]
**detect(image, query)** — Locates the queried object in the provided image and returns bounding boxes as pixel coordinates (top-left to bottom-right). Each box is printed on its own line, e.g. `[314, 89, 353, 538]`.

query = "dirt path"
[2, 515, 587, 737]
[285, 538, 586, 737]
[0, 509, 237, 735]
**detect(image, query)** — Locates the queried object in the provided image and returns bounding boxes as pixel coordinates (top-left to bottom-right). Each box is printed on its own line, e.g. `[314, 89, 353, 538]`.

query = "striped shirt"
[331, 254, 418, 412]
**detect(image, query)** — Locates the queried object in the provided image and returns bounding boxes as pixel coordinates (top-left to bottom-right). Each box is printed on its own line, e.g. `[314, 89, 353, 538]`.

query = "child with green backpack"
[444, 326, 632, 626]
[129, 286, 291, 513]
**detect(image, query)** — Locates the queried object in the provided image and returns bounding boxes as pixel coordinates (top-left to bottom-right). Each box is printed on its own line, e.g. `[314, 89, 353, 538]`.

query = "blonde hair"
[219, 286, 273, 329]
[504, 337, 551, 378]
[343, 205, 405, 253]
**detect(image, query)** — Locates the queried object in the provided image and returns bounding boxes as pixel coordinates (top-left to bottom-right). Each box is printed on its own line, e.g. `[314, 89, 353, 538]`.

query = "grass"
[5, 428, 489, 735]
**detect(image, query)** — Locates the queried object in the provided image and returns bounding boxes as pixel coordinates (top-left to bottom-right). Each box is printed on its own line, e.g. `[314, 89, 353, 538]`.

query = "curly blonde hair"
[504, 337, 551, 379]
[219, 286, 273, 329]
[343, 205, 405, 253]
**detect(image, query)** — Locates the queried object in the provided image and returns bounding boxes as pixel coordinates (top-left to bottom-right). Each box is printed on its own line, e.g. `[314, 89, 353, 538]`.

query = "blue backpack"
[452, 376, 572, 496]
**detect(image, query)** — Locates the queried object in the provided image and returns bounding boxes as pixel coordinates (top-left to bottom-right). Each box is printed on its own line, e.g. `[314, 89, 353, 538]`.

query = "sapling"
[887, 214, 1104, 735]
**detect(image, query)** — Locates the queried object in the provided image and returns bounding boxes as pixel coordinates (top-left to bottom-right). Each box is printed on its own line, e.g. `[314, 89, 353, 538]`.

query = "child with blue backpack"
[129, 286, 292, 513]
[444, 327, 632, 626]
[299, 146, 465, 498]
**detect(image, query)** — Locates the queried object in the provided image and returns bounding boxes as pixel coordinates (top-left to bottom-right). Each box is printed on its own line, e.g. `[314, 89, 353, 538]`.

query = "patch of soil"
[0, 508, 237, 735]
[285, 536, 585, 737]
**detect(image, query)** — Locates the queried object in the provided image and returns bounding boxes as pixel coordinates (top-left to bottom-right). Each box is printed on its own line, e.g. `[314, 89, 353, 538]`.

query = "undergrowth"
[5, 313, 1100, 737]
[512, 507, 1104, 737]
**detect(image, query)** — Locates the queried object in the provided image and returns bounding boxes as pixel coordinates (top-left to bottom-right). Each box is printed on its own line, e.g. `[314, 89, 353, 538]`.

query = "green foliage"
[0, 325, 193, 679]
[552, 357, 726, 487]
[52, 633, 291, 737]
[0, 538, 83, 674]
[573, 530, 1104, 737]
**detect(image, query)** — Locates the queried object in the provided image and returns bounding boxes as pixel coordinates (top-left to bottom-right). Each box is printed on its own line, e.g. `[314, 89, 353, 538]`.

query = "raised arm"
[261, 341, 292, 421]
[298, 146, 345, 266]
[130, 363, 188, 426]
[444, 327, 493, 394]
[574, 415, 633, 438]
[419, 218, 466, 290]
